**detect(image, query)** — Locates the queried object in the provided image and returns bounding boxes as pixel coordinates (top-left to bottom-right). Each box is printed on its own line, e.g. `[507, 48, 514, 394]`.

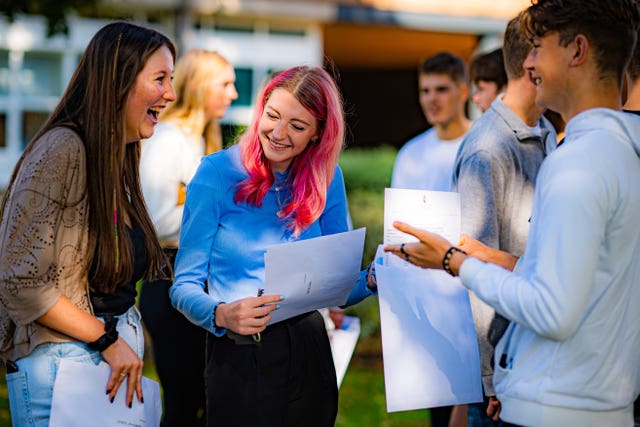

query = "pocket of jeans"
[6, 370, 35, 427]
[56, 350, 103, 367]
[125, 307, 145, 358]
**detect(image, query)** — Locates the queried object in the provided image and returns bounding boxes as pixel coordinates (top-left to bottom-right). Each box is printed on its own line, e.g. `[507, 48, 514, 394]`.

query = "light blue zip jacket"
[460, 109, 640, 426]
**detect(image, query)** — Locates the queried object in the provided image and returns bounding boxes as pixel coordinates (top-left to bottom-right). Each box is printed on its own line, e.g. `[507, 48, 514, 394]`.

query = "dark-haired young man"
[389, 1, 640, 424]
[453, 13, 557, 426]
[469, 48, 508, 113]
[451, 0, 640, 424]
[392, 52, 471, 192]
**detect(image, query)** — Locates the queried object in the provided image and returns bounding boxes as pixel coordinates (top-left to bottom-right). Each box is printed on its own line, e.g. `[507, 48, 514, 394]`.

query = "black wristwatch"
[87, 316, 119, 352]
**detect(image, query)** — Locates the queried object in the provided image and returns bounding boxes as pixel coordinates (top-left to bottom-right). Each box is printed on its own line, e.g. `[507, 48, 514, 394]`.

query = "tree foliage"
[0, 0, 100, 36]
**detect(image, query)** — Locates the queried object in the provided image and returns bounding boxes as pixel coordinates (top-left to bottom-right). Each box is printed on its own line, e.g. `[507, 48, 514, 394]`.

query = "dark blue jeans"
[468, 397, 504, 427]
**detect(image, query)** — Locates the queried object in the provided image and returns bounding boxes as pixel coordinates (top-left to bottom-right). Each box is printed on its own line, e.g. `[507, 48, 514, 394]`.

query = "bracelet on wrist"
[442, 246, 467, 277]
[213, 302, 225, 329]
[366, 262, 378, 292]
[87, 316, 119, 352]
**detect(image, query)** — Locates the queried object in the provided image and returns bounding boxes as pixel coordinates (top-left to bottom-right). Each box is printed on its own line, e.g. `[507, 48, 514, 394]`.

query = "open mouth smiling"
[148, 106, 163, 121]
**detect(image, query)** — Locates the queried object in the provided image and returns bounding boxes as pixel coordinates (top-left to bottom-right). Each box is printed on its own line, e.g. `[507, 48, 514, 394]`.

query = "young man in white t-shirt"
[392, 52, 471, 192]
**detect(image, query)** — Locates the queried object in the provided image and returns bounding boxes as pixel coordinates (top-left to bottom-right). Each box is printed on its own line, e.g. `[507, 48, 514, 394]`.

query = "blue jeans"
[5, 306, 144, 427]
[468, 401, 504, 427]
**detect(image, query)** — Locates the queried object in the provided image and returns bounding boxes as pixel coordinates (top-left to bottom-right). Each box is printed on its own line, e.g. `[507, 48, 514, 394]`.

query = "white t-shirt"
[391, 128, 465, 191]
[140, 122, 204, 243]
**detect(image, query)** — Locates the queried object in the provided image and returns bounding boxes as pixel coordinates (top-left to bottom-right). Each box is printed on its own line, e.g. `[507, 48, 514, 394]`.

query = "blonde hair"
[160, 49, 232, 153]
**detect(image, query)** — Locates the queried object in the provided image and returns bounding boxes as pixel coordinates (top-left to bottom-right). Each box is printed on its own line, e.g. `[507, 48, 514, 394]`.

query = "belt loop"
[131, 305, 142, 321]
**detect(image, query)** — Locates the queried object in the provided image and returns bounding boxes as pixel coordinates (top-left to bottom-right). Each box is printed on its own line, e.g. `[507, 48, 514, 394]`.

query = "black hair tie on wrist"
[87, 315, 119, 352]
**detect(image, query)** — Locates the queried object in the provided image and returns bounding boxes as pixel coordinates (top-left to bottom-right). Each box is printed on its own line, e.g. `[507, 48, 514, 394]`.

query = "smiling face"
[204, 63, 238, 121]
[418, 73, 468, 128]
[258, 88, 319, 173]
[124, 45, 176, 143]
[524, 32, 572, 115]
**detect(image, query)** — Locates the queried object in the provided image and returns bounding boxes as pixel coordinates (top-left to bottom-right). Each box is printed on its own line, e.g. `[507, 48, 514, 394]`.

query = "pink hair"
[234, 66, 345, 237]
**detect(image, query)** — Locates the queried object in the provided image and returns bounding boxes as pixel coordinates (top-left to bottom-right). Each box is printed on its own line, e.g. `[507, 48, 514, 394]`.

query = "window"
[233, 67, 253, 107]
[21, 51, 62, 97]
[0, 113, 6, 148]
[268, 28, 306, 37]
[0, 50, 9, 95]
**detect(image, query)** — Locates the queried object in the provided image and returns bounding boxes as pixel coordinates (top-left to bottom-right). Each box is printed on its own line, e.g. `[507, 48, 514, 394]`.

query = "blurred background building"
[0, 0, 529, 185]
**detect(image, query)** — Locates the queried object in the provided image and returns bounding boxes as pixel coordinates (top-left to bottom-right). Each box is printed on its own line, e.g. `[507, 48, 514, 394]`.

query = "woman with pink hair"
[170, 66, 375, 426]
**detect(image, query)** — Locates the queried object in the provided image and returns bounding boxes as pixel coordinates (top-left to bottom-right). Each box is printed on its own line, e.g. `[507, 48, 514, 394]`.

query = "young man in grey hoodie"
[386, 0, 640, 425]
[452, 13, 557, 425]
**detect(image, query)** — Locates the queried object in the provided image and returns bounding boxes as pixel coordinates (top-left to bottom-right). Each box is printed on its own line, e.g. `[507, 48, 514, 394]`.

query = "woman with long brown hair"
[0, 21, 176, 426]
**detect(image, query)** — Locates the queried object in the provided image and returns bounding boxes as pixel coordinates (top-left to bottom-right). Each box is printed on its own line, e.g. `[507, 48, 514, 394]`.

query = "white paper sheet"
[264, 227, 366, 324]
[49, 360, 162, 427]
[376, 247, 483, 412]
[329, 315, 360, 388]
[379, 188, 482, 412]
[384, 188, 461, 245]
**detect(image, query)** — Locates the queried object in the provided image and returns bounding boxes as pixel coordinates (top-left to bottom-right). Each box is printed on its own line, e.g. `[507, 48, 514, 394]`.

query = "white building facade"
[0, 0, 525, 185]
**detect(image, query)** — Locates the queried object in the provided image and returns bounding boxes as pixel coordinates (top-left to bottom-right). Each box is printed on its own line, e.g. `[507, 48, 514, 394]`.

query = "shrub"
[339, 146, 397, 339]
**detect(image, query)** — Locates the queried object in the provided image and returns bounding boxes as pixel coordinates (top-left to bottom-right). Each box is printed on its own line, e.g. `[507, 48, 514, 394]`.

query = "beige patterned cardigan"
[0, 127, 93, 362]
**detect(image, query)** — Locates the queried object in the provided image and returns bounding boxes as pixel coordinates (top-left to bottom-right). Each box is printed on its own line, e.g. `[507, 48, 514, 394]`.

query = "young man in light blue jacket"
[386, 0, 640, 425]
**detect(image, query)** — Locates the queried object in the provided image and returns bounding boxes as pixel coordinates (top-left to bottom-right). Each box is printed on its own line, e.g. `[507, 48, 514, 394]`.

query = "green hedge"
[339, 146, 397, 339]
[340, 145, 396, 192]
[340, 145, 396, 270]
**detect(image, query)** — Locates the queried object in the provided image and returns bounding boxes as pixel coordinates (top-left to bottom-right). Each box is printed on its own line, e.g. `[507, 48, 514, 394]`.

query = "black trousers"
[139, 248, 206, 427]
[430, 405, 453, 427]
[205, 310, 338, 427]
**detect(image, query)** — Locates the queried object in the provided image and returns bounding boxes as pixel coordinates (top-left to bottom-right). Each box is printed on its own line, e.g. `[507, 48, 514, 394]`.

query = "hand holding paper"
[384, 221, 454, 270]
[214, 293, 282, 336]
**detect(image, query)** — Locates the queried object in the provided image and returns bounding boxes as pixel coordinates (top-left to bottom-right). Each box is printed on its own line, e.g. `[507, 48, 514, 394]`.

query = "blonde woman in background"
[139, 49, 238, 427]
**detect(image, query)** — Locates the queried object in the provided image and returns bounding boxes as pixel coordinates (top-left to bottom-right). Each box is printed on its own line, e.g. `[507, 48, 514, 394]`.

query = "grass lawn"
[0, 365, 8, 426]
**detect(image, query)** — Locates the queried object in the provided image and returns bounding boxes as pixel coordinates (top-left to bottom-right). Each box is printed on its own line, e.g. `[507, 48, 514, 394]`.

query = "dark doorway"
[336, 67, 428, 149]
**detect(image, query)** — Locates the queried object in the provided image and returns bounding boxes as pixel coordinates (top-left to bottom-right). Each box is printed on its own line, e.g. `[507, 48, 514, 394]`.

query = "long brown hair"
[0, 21, 175, 292]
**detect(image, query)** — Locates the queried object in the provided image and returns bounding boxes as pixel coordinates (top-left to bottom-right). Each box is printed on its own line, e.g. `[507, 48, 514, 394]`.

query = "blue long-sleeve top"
[170, 145, 373, 336]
